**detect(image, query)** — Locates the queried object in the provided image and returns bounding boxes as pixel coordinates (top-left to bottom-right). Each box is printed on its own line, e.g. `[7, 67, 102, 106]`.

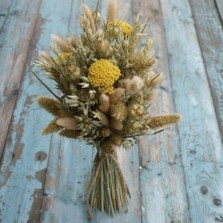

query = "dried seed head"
[38, 51, 52, 63]
[94, 111, 109, 126]
[109, 88, 125, 103]
[37, 96, 62, 116]
[147, 114, 181, 130]
[67, 36, 77, 48]
[110, 118, 123, 130]
[56, 117, 77, 130]
[94, 38, 112, 57]
[59, 129, 78, 138]
[107, 0, 117, 22]
[130, 104, 145, 117]
[42, 119, 62, 135]
[99, 93, 110, 113]
[110, 101, 128, 122]
[68, 65, 81, 80]
[92, 11, 101, 23]
[100, 127, 111, 137]
[125, 76, 144, 95]
[51, 34, 71, 52]
[96, 28, 104, 37]
[83, 4, 96, 33]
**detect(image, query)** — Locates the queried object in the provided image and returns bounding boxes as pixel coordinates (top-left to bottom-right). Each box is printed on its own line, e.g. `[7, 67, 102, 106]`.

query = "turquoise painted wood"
[133, 1, 190, 222]
[216, 0, 223, 22]
[0, 0, 74, 222]
[160, 0, 223, 222]
[0, 0, 223, 222]
[0, 0, 41, 158]
[0, 0, 13, 32]
[189, 0, 223, 139]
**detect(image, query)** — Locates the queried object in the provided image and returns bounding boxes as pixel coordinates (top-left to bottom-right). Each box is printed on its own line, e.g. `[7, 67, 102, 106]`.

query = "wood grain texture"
[41, 1, 141, 222]
[190, 0, 223, 139]
[0, 0, 41, 159]
[0, 0, 222, 222]
[0, 0, 13, 32]
[0, 0, 73, 222]
[215, 0, 223, 23]
[160, 0, 223, 222]
[132, 1, 190, 222]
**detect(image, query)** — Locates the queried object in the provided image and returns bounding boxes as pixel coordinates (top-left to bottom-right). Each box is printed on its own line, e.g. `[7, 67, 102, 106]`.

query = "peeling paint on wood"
[0, 0, 222, 222]
[132, 1, 190, 222]
[0, 0, 42, 158]
[160, 0, 223, 222]
[189, 0, 223, 140]
[28, 168, 47, 223]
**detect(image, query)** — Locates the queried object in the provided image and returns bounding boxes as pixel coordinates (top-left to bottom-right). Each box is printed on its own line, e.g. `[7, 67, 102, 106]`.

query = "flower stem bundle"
[86, 149, 130, 219]
[33, 0, 181, 219]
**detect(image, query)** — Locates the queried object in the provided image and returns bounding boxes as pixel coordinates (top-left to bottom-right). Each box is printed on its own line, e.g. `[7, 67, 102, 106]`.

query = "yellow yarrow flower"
[56, 52, 72, 63]
[88, 59, 121, 94]
[111, 20, 133, 36]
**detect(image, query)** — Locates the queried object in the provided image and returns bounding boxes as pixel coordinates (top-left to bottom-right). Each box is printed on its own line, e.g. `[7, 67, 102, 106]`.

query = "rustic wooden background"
[0, 0, 223, 222]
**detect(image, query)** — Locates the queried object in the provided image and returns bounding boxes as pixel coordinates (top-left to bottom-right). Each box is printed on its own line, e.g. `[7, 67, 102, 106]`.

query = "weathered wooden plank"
[40, 1, 96, 221]
[0, 0, 74, 222]
[41, 0, 141, 222]
[215, 0, 223, 23]
[132, 1, 190, 222]
[160, 0, 223, 222]
[0, 0, 13, 31]
[189, 0, 223, 139]
[0, 0, 41, 159]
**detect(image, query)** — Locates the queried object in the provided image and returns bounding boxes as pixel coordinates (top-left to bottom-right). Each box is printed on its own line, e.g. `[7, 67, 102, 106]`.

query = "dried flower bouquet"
[34, 0, 180, 219]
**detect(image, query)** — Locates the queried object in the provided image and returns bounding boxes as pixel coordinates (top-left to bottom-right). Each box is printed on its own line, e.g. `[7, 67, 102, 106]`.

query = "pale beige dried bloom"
[110, 119, 123, 130]
[68, 65, 81, 80]
[99, 93, 110, 113]
[51, 34, 71, 52]
[56, 117, 77, 130]
[67, 36, 77, 48]
[109, 88, 125, 103]
[94, 38, 113, 57]
[107, 0, 117, 22]
[96, 28, 103, 37]
[83, 4, 96, 33]
[130, 104, 144, 117]
[125, 76, 144, 95]
[110, 101, 128, 122]
[38, 51, 52, 63]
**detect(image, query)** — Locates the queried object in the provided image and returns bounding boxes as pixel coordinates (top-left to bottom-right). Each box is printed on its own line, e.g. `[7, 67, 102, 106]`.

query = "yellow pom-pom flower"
[88, 59, 121, 94]
[56, 52, 72, 63]
[111, 20, 133, 36]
